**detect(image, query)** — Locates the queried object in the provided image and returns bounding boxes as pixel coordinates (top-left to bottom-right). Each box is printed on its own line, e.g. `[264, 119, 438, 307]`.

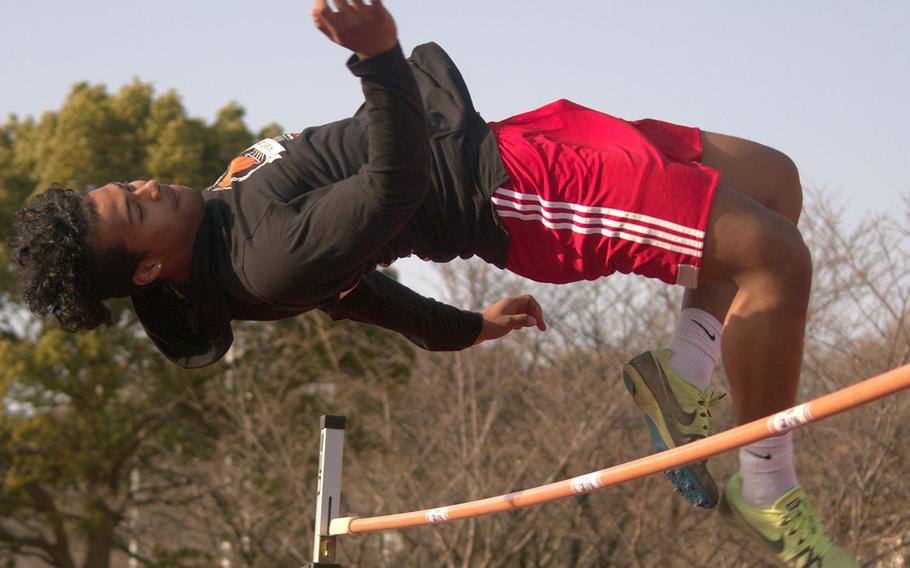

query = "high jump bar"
[327, 363, 910, 536]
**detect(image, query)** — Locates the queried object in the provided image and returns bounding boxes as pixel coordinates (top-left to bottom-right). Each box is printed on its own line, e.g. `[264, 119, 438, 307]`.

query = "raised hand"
[311, 0, 398, 59]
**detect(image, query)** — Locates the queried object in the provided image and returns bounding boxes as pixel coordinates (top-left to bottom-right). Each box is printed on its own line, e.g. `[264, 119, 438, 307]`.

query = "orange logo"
[215, 155, 258, 189]
[208, 133, 299, 191]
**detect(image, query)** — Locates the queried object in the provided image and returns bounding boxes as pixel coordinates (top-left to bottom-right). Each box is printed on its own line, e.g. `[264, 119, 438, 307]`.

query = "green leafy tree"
[0, 80, 262, 567]
[0, 324, 218, 568]
[1, 78, 420, 568]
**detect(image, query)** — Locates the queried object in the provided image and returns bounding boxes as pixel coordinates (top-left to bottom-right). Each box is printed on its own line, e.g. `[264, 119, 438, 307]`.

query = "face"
[86, 180, 204, 284]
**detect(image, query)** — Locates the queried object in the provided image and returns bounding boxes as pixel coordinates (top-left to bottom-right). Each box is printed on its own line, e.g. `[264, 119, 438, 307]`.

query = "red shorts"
[488, 99, 720, 288]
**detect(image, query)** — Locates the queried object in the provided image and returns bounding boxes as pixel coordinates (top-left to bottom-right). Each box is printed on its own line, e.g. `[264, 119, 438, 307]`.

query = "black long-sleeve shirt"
[131, 43, 511, 369]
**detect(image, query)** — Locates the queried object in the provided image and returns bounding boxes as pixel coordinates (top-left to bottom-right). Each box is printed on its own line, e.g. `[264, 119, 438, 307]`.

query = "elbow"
[401, 165, 432, 197]
[367, 162, 432, 206]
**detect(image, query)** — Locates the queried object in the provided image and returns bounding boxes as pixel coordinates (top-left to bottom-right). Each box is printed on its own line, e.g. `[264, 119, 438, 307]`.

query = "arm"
[312, 0, 428, 211]
[244, 2, 430, 301]
[321, 271, 481, 350]
[322, 272, 547, 350]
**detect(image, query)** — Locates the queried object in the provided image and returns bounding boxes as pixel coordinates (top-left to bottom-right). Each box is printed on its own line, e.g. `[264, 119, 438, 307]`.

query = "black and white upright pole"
[305, 415, 346, 568]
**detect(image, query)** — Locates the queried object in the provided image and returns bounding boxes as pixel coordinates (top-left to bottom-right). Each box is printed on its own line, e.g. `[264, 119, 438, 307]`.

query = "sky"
[2, 0, 909, 295]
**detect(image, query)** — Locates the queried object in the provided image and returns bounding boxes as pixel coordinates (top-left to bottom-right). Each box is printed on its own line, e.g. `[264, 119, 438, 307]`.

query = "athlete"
[11, 1, 856, 565]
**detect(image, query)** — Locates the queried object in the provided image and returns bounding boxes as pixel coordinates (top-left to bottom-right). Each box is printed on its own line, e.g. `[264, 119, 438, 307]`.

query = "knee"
[767, 149, 803, 223]
[780, 226, 812, 291]
[755, 220, 813, 295]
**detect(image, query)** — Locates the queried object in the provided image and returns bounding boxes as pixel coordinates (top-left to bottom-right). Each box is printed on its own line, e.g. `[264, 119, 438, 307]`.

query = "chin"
[177, 185, 204, 205]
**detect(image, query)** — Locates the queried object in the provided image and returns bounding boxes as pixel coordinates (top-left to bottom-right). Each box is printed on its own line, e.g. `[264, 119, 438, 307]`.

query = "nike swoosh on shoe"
[648, 361, 698, 427]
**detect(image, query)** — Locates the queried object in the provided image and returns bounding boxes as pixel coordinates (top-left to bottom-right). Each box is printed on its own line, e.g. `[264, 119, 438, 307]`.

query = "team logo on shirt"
[209, 132, 299, 191]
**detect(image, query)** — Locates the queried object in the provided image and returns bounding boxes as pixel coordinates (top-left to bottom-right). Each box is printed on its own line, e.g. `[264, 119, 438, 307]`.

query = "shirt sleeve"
[320, 271, 483, 351]
[242, 44, 432, 303]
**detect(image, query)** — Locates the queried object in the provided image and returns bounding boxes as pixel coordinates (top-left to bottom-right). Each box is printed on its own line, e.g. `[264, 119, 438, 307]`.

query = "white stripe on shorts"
[492, 188, 705, 258]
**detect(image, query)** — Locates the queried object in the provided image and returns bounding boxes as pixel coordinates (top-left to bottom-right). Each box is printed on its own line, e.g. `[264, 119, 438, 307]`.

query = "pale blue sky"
[2, 0, 909, 294]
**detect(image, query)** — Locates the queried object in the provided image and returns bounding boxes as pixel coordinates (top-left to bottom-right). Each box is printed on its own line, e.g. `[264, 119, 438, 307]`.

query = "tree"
[3, 78, 908, 567]
[135, 287, 418, 567]
[310, 193, 910, 567]
[0, 323, 218, 568]
[0, 80, 262, 568]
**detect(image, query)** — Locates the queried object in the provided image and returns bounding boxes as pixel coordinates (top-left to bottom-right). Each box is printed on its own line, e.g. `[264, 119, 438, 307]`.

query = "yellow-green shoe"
[720, 473, 859, 567]
[622, 349, 727, 508]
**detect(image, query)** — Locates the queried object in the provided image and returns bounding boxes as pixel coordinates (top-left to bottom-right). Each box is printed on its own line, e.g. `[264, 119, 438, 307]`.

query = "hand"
[474, 295, 548, 345]
[311, 0, 398, 59]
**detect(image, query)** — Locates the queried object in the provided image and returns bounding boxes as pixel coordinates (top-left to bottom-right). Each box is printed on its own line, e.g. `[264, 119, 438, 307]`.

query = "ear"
[132, 258, 162, 286]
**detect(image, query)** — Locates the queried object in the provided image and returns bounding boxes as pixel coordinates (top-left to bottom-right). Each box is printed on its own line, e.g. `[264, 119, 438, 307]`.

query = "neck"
[165, 250, 195, 283]
[164, 214, 204, 283]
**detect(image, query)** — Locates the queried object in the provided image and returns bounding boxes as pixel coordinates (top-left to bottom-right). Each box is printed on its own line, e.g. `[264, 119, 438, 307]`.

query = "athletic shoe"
[622, 348, 727, 508]
[720, 473, 859, 567]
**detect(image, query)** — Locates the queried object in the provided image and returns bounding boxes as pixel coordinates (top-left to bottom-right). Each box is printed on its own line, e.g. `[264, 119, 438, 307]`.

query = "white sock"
[667, 308, 723, 391]
[739, 432, 799, 508]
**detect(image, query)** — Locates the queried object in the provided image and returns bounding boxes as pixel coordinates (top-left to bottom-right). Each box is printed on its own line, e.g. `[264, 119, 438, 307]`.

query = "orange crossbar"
[329, 363, 910, 536]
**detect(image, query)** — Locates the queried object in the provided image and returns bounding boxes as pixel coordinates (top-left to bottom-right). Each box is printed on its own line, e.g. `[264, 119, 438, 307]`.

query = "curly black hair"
[12, 186, 145, 332]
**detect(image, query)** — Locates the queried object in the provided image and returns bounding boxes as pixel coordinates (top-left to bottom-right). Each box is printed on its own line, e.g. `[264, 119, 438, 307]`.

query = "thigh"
[700, 131, 803, 223]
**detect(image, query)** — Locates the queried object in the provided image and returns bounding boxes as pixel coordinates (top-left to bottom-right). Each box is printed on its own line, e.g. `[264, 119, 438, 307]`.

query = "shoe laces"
[695, 385, 727, 435]
[780, 498, 832, 552]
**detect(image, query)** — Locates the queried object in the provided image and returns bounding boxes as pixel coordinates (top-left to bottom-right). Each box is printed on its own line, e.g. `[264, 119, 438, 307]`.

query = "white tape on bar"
[426, 507, 449, 524]
[329, 516, 355, 536]
[767, 403, 814, 434]
[570, 472, 603, 494]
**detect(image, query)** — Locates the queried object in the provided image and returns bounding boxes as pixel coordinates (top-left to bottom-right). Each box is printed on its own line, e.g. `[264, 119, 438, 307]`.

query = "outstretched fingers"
[311, 0, 331, 34]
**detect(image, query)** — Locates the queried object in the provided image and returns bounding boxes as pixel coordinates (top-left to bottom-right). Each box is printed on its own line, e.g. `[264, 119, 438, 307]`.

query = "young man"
[12, 1, 855, 565]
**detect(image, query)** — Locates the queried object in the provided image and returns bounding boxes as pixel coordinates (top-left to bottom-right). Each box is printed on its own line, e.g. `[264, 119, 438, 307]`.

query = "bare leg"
[622, 132, 809, 509]
[697, 181, 811, 424]
[684, 133, 806, 423]
[693, 139, 853, 568]
[684, 132, 803, 322]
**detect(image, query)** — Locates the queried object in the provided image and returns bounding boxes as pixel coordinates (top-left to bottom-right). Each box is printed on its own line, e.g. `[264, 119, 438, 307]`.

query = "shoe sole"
[623, 353, 718, 509]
